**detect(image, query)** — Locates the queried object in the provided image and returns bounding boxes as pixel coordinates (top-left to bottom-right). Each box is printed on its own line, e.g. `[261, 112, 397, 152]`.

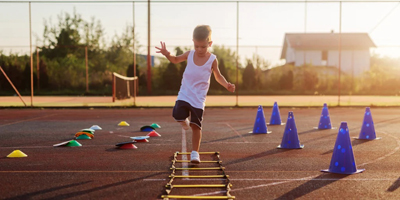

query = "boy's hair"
[193, 25, 212, 42]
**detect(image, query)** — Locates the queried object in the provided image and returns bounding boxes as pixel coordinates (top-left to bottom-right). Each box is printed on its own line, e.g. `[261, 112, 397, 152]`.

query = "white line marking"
[0, 114, 59, 128]
[143, 178, 400, 182]
[193, 131, 400, 196]
[182, 128, 189, 177]
[358, 131, 400, 167]
[226, 123, 248, 143]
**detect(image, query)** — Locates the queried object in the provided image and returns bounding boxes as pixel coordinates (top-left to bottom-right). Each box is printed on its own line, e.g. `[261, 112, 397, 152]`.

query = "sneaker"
[179, 118, 190, 130]
[190, 151, 201, 164]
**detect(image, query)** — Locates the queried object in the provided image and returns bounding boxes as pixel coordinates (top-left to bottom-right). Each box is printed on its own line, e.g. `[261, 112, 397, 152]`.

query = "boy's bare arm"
[155, 41, 189, 64]
[212, 59, 235, 92]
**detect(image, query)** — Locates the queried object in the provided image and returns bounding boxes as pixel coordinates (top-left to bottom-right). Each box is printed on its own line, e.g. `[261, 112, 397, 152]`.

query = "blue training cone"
[268, 102, 285, 126]
[355, 107, 381, 140]
[277, 111, 304, 149]
[249, 105, 271, 134]
[314, 103, 336, 130]
[322, 122, 365, 174]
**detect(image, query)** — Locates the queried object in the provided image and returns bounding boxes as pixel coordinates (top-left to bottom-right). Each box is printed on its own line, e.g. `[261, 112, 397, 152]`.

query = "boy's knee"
[190, 123, 201, 130]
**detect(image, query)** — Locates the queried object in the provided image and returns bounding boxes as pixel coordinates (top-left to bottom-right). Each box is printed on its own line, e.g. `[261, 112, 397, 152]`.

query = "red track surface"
[1, 107, 400, 199]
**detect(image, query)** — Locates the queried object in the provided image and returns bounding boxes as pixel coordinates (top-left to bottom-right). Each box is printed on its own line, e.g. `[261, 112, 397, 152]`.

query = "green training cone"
[80, 129, 95, 134]
[76, 134, 92, 140]
[7, 150, 28, 158]
[66, 140, 82, 147]
[150, 123, 161, 129]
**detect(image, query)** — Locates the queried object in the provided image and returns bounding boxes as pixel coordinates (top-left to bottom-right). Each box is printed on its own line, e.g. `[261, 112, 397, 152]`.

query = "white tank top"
[177, 50, 216, 110]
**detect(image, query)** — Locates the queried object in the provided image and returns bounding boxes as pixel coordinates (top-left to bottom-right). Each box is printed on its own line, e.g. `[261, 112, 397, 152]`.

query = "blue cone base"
[249, 131, 272, 134]
[314, 127, 337, 130]
[321, 168, 365, 175]
[267, 123, 285, 126]
[277, 144, 304, 149]
[141, 127, 154, 132]
[353, 137, 381, 140]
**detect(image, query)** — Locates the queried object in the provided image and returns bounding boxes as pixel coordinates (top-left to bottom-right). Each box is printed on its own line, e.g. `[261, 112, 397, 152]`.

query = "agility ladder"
[161, 151, 235, 200]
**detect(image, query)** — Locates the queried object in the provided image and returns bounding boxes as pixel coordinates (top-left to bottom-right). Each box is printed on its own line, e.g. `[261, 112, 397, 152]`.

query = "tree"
[212, 45, 238, 85]
[22, 62, 37, 91]
[38, 59, 49, 90]
[210, 58, 228, 91]
[302, 67, 318, 91]
[242, 60, 256, 90]
[162, 62, 180, 91]
[279, 70, 293, 90]
[175, 47, 187, 78]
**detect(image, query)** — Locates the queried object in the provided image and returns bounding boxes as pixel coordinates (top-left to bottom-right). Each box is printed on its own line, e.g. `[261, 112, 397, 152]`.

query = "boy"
[155, 25, 235, 164]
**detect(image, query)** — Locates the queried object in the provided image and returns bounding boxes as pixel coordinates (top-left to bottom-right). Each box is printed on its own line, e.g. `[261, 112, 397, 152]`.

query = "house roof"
[281, 33, 376, 59]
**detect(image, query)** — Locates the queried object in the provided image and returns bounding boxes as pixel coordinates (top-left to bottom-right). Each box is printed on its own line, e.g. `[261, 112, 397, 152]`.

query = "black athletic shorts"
[172, 100, 204, 129]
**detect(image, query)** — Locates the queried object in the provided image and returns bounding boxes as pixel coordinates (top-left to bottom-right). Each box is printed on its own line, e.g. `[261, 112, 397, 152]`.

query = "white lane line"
[226, 123, 248, 143]
[143, 178, 400, 182]
[193, 175, 318, 196]
[182, 128, 189, 177]
[358, 131, 400, 167]
[0, 114, 59, 128]
[193, 131, 400, 196]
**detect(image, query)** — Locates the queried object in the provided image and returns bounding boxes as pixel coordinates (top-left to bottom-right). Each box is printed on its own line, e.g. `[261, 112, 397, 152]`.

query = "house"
[281, 33, 376, 75]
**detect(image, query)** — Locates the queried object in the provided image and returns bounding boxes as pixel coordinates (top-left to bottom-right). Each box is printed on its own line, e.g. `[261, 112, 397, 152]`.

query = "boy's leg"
[188, 107, 203, 164]
[191, 124, 202, 152]
[190, 124, 202, 164]
[178, 118, 190, 130]
[172, 101, 190, 130]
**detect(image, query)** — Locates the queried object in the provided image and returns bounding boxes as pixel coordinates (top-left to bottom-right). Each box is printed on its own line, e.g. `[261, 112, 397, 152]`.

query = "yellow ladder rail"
[169, 175, 229, 178]
[177, 152, 219, 155]
[171, 167, 225, 170]
[173, 160, 221, 163]
[164, 151, 232, 199]
[161, 195, 235, 199]
[166, 184, 231, 188]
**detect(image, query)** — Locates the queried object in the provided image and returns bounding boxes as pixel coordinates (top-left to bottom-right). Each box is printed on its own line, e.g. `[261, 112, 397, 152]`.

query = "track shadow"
[4, 181, 93, 200]
[298, 129, 319, 135]
[321, 139, 373, 155]
[302, 132, 337, 145]
[39, 172, 166, 200]
[203, 133, 254, 143]
[276, 173, 349, 200]
[347, 116, 400, 133]
[387, 177, 400, 192]
[375, 116, 400, 127]
[225, 148, 295, 166]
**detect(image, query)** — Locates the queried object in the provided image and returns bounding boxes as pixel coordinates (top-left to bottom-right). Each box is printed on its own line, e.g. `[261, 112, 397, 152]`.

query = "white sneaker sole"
[190, 159, 200, 164]
[179, 119, 190, 130]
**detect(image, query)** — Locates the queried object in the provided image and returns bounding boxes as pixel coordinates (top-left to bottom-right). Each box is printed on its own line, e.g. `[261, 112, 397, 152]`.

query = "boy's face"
[193, 39, 212, 56]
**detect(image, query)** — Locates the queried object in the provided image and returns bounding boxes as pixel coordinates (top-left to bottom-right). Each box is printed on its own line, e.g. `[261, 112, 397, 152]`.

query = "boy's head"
[193, 25, 212, 42]
[193, 25, 212, 54]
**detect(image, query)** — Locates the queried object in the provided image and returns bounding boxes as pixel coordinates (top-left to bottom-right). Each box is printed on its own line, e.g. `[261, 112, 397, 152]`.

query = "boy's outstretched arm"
[212, 59, 235, 92]
[155, 41, 189, 64]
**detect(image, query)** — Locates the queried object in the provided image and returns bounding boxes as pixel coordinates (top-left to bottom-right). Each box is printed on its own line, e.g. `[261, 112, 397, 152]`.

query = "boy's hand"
[227, 83, 235, 92]
[155, 41, 170, 56]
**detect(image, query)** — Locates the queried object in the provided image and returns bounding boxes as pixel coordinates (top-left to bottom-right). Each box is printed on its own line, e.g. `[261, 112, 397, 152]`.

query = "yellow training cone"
[7, 150, 28, 158]
[118, 121, 130, 126]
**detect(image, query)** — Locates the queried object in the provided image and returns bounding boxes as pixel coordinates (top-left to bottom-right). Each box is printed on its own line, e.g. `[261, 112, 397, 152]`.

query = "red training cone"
[147, 130, 161, 137]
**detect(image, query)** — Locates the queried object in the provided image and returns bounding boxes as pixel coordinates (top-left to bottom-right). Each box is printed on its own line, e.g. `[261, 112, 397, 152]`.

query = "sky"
[0, 0, 399, 67]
